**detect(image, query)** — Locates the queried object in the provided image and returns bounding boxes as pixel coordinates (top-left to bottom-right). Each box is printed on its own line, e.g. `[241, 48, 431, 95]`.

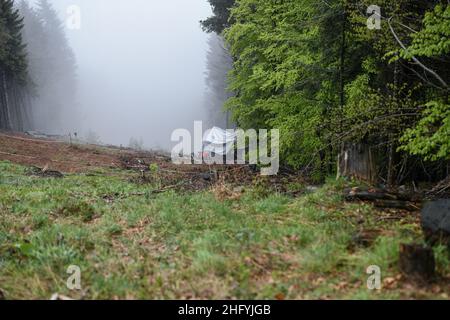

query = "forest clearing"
[1, 0, 449, 304]
[0, 132, 449, 300]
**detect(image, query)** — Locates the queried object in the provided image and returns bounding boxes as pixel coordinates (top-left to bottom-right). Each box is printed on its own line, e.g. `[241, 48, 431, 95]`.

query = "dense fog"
[30, 0, 227, 150]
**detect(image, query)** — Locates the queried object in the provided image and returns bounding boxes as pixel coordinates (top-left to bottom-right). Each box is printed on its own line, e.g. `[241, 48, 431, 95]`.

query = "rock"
[399, 243, 436, 281]
[201, 173, 212, 181]
[421, 199, 450, 245]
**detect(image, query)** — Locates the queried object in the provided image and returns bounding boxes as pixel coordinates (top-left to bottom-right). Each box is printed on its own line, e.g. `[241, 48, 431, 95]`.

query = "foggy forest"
[0, 0, 449, 303]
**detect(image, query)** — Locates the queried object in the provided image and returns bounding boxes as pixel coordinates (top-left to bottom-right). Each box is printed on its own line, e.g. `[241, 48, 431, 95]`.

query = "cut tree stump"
[398, 244, 436, 281]
[337, 143, 376, 183]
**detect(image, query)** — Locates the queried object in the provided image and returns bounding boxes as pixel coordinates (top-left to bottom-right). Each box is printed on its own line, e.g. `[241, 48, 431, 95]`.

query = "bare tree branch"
[399, 61, 445, 90]
[388, 17, 448, 89]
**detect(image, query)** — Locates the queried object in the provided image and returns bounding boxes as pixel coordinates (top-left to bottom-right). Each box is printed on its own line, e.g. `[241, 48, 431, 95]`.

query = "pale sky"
[34, 0, 214, 149]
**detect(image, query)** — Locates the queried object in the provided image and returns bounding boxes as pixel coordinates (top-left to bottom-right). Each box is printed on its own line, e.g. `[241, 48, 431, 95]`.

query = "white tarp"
[202, 127, 237, 156]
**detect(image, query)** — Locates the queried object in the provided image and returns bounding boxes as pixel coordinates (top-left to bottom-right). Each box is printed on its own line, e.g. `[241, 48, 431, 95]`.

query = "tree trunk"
[0, 69, 6, 129]
[1, 71, 12, 129]
[339, 9, 346, 132]
[12, 81, 24, 131]
[387, 142, 395, 187]
[387, 60, 400, 187]
[23, 90, 33, 130]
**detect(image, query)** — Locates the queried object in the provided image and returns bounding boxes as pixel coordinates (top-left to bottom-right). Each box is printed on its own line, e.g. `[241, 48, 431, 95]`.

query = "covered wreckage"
[202, 127, 238, 157]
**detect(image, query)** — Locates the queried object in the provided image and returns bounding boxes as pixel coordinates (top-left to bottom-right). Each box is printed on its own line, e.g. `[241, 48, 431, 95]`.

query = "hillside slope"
[0, 133, 449, 299]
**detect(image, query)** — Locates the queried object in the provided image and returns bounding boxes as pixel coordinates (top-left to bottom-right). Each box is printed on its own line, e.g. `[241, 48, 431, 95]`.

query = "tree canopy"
[201, 0, 236, 34]
[204, 0, 450, 183]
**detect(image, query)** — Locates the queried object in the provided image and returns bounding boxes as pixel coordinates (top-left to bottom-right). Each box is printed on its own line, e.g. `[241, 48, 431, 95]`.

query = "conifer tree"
[0, 0, 29, 130]
[204, 33, 233, 128]
[24, 0, 77, 132]
[201, 0, 236, 34]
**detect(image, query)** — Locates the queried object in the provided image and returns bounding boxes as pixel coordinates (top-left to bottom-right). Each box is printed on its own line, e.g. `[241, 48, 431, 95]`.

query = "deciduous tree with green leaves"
[203, 0, 449, 183]
[397, 4, 450, 161]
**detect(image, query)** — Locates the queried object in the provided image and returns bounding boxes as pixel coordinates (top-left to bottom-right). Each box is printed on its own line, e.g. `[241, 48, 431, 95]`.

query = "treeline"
[0, 0, 76, 132]
[0, 0, 29, 130]
[203, 33, 234, 128]
[203, 0, 450, 184]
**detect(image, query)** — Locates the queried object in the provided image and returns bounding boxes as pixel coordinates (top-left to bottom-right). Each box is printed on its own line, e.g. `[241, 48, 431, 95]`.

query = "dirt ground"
[0, 131, 215, 173]
[0, 131, 305, 192]
[0, 131, 264, 191]
[0, 131, 126, 173]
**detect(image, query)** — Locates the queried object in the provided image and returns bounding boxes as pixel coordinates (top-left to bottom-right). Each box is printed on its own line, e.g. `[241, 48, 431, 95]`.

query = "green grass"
[0, 160, 448, 300]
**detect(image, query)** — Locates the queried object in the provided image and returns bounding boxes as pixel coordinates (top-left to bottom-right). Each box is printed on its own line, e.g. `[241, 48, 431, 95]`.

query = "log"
[344, 187, 419, 211]
[344, 189, 398, 201]
[373, 200, 419, 211]
[28, 166, 64, 178]
[398, 244, 436, 281]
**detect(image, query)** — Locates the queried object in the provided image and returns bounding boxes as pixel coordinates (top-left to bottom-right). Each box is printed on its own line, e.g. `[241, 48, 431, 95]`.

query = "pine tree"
[204, 33, 233, 128]
[27, 0, 77, 132]
[201, 0, 236, 34]
[0, 0, 29, 130]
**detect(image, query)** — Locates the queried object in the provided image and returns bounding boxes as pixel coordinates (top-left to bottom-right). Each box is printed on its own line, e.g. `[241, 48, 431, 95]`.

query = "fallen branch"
[116, 182, 189, 199]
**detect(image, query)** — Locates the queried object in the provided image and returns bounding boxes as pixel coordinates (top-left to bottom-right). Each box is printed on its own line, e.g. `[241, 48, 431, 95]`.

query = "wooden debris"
[427, 177, 450, 198]
[345, 188, 398, 201]
[373, 199, 419, 211]
[28, 166, 64, 178]
[344, 187, 420, 211]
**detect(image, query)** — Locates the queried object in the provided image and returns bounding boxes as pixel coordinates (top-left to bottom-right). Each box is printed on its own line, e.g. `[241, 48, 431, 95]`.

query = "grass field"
[0, 160, 449, 300]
